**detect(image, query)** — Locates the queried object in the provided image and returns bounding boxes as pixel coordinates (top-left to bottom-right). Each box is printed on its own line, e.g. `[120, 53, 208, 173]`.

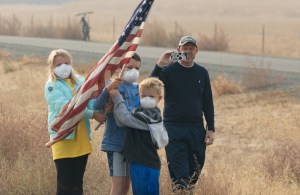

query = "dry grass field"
[0, 49, 299, 194]
[0, 0, 300, 58]
[0, 1, 300, 194]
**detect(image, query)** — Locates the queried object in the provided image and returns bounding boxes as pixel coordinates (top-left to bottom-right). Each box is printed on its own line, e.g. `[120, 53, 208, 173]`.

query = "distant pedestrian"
[80, 15, 90, 41]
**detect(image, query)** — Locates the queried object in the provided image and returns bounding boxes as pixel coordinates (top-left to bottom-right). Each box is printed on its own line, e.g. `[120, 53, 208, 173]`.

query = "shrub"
[0, 14, 82, 40]
[0, 14, 21, 35]
[212, 74, 242, 96]
[262, 142, 300, 184]
[197, 25, 229, 51]
[141, 19, 169, 47]
[241, 60, 285, 90]
[141, 19, 190, 48]
[3, 59, 17, 73]
[0, 102, 55, 194]
[167, 22, 186, 48]
[28, 18, 82, 40]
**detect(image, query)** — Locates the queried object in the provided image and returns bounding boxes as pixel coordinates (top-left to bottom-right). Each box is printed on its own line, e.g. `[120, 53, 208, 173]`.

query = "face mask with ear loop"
[54, 64, 72, 79]
[140, 96, 157, 109]
[122, 68, 139, 83]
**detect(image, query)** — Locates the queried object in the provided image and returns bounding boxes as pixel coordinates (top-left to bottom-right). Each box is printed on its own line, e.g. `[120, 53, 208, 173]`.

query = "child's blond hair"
[139, 77, 164, 95]
[47, 49, 79, 83]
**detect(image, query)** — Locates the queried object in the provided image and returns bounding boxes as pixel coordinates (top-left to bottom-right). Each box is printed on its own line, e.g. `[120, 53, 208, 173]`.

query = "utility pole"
[113, 16, 115, 41]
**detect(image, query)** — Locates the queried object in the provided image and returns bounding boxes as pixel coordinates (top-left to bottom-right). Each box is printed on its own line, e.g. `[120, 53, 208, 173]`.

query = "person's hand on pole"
[93, 112, 107, 124]
[106, 78, 122, 91]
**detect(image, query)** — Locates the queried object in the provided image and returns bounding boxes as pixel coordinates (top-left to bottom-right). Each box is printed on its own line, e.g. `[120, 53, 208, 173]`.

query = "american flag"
[45, 0, 155, 147]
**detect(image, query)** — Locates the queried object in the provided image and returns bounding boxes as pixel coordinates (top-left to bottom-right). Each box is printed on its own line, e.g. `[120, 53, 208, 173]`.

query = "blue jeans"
[164, 122, 206, 191]
[130, 162, 160, 195]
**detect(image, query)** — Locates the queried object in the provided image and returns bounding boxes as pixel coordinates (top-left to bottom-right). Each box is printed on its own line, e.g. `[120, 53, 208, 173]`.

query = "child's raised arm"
[109, 89, 149, 131]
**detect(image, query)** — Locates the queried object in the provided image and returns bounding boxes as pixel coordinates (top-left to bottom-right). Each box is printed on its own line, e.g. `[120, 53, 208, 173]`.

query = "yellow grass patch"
[0, 52, 299, 194]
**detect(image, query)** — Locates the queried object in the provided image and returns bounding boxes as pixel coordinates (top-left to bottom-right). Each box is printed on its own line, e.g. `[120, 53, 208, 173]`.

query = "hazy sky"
[0, 0, 76, 5]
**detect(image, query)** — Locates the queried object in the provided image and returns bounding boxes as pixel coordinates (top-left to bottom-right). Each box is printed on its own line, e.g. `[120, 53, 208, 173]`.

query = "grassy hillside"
[0, 50, 299, 194]
[0, 0, 300, 58]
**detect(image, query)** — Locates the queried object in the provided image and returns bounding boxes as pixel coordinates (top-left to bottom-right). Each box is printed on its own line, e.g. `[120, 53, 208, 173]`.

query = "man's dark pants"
[165, 122, 206, 191]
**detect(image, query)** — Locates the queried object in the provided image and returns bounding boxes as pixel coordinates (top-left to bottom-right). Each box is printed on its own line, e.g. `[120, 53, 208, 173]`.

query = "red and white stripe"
[45, 22, 146, 147]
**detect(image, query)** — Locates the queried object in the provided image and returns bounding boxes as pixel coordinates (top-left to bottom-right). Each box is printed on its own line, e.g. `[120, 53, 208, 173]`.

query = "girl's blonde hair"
[139, 77, 164, 96]
[47, 49, 79, 83]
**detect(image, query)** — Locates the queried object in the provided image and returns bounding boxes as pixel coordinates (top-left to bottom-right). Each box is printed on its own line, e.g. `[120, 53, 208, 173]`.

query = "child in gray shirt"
[109, 77, 168, 195]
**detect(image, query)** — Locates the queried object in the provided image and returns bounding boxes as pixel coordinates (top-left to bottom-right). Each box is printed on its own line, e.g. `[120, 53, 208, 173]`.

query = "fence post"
[214, 23, 218, 39]
[175, 20, 178, 37]
[113, 16, 115, 41]
[31, 14, 34, 34]
[262, 24, 265, 55]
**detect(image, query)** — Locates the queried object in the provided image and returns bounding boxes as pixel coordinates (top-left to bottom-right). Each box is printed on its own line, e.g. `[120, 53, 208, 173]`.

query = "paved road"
[0, 35, 299, 73]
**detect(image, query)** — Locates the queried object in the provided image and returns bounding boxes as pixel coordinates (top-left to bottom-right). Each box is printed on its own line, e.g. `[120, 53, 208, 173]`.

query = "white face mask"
[123, 68, 139, 83]
[54, 64, 72, 79]
[140, 96, 157, 109]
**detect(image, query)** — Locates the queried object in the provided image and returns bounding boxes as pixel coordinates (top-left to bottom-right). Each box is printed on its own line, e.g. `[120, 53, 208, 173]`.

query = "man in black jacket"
[150, 35, 215, 193]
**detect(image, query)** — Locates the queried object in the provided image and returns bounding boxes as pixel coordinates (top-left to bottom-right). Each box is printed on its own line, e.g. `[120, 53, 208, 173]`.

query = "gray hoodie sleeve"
[112, 94, 149, 130]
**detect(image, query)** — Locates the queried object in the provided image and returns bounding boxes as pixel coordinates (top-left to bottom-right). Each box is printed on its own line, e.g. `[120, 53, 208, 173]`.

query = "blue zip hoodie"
[93, 81, 140, 152]
[45, 76, 94, 140]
